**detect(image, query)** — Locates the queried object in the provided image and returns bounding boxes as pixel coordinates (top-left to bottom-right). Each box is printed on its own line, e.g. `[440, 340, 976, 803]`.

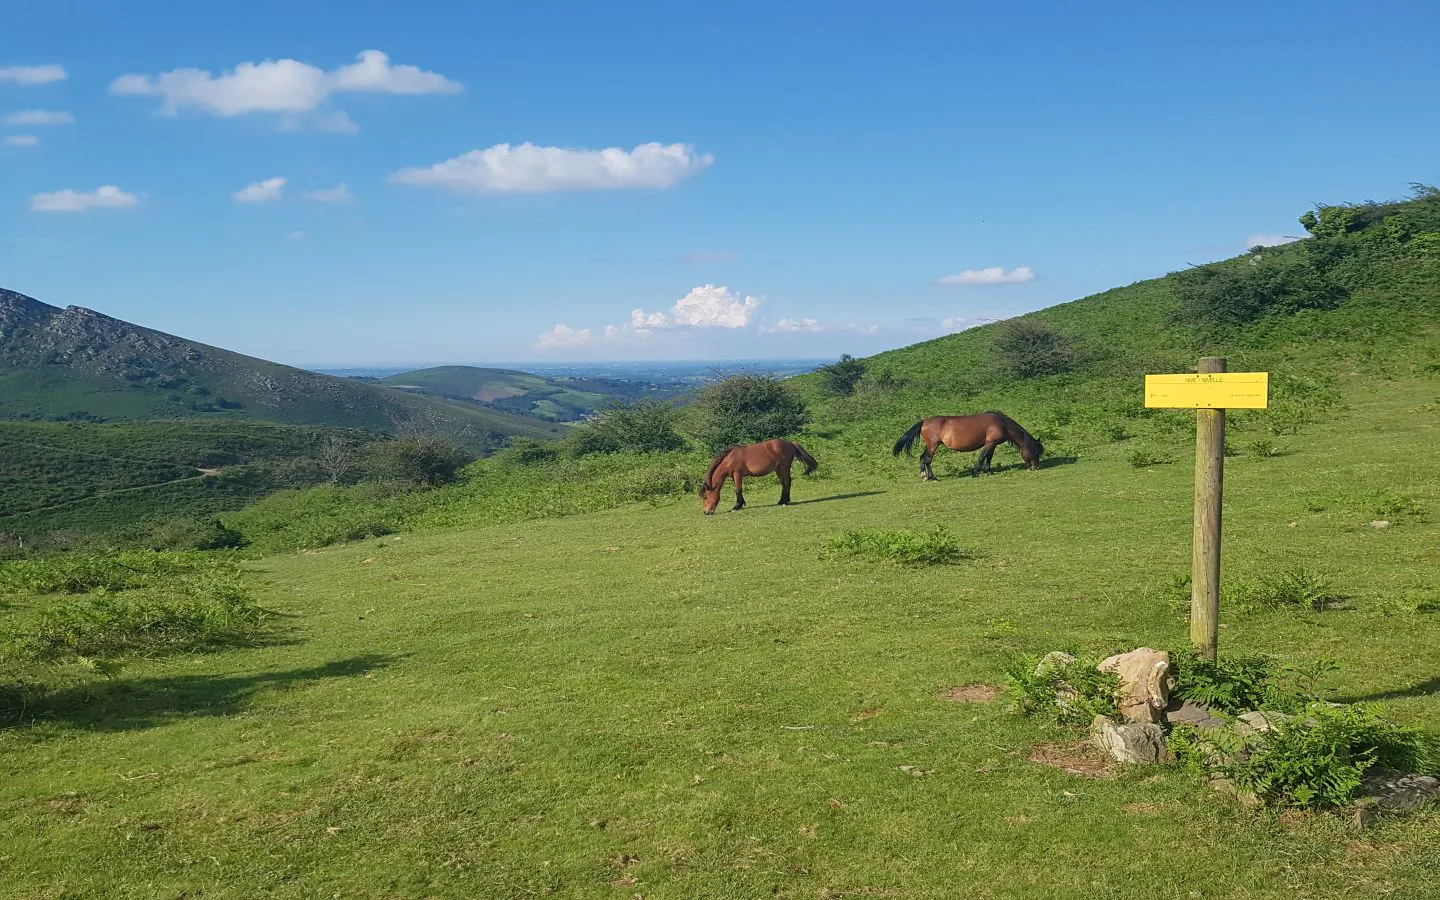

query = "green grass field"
[3, 374, 1437, 898]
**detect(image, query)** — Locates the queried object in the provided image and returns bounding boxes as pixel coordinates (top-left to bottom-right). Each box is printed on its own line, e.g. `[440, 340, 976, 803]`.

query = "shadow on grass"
[790, 491, 888, 506]
[9, 654, 403, 733]
[1335, 676, 1440, 704]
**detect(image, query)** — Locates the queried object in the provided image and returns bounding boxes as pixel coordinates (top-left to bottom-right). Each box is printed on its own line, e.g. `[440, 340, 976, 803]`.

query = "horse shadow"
[7, 653, 403, 733]
[1334, 677, 1440, 704]
[791, 490, 887, 506]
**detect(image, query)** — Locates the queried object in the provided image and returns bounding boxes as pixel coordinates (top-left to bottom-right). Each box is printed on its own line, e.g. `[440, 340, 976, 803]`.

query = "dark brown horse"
[892, 412, 1043, 480]
[701, 439, 818, 514]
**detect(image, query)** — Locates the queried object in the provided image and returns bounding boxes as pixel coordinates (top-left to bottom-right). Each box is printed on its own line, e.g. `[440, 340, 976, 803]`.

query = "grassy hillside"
[379, 365, 631, 422]
[1, 377, 1437, 898]
[0, 290, 565, 449]
[2, 187, 1439, 896]
[0, 420, 378, 551]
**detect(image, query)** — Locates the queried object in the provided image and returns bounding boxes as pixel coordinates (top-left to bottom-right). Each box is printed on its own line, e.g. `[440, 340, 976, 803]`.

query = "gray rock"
[1235, 710, 1291, 736]
[1353, 771, 1440, 826]
[1034, 651, 1076, 678]
[1091, 715, 1172, 765]
[1166, 698, 1227, 729]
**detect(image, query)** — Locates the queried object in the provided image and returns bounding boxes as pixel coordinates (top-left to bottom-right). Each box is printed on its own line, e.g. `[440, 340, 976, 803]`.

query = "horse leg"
[777, 461, 792, 505]
[921, 438, 938, 481]
[980, 441, 1000, 474]
[732, 471, 746, 510]
[973, 441, 999, 477]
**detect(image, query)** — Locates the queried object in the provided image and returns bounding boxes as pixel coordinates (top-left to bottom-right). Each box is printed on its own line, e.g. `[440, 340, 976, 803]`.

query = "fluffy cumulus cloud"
[0, 65, 66, 85]
[761, 317, 824, 333]
[31, 185, 139, 212]
[305, 183, 356, 203]
[936, 265, 1036, 286]
[536, 323, 595, 349]
[3, 135, 39, 148]
[109, 50, 460, 131]
[233, 177, 287, 203]
[1246, 233, 1303, 248]
[4, 110, 74, 126]
[391, 142, 714, 194]
[535, 284, 760, 350]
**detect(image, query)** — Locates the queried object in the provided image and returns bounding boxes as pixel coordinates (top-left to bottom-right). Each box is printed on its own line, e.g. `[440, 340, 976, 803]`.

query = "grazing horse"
[892, 412, 1044, 481]
[701, 439, 819, 514]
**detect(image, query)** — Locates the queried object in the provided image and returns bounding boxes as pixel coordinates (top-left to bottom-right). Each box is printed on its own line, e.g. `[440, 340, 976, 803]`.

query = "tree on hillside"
[318, 435, 357, 483]
[568, 399, 689, 456]
[692, 374, 810, 452]
[364, 436, 474, 486]
[817, 353, 867, 396]
[992, 319, 1078, 379]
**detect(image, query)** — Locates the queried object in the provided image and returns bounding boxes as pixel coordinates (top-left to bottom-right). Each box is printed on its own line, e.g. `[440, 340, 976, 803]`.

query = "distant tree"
[365, 436, 474, 486]
[567, 399, 688, 456]
[817, 353, 867, 396]
[992, 318, 1078, 379]
[692, 374, 810, 453]
[1171, 259, 1347, 327]
[317, 435, 357, 483]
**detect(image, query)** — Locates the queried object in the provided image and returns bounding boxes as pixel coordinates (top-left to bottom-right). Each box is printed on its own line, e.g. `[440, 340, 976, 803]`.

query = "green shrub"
[691, 374, 810, 453]
[821, 525, 971, 567]
[1171, 651, 1280, 715]
[1129, 449, 1175, 468]
[496, 438, 559, 466]
[1003, 652, 1121, 724]
[1231, 704, 1440, 809]
[566, 399, 688, 456]
[10, 569, 272, 661]
[0, 550, 222, 596]
[1172, 256, 1349, 327]
[1373, 492, 1426, 523]
[1233, 566, 1340, 611]
[817, 354, 867, 396]
[992, 319, 1078, 379]
[1248, 438, 1282, 458]
[363, 436, 474, 486]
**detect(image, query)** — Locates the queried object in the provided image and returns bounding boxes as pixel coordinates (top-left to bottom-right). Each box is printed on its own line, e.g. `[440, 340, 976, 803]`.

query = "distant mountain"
[378, 365, 660, 421]
[0, 289, 564, 450]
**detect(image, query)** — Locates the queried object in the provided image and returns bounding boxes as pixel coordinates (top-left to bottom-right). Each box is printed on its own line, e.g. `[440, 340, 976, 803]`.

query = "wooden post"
[1191, 356, 1226, 660]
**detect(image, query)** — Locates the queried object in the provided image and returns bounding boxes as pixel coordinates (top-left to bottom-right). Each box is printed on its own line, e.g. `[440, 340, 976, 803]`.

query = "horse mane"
[703, 446, 739, 489]
[987, 411, 1041, 457]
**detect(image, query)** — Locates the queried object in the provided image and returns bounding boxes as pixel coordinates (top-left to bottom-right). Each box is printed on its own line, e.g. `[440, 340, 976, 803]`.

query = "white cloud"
[30, 185, 139, 212]
[390, 142, 714, 194]
[1246, 233, 1303, 248]
[536, 324, 595, 348]
[536, 284, 762, 351]
[234, 177, 287, 204]
[288, 230, 306, 240]
[3, 135, 39, 148]
[936, 266, 1035, 286]
[109, 50, 460, 130]
[665, 284, 761, 327]
[762, 317, 825, 333]
[4, 110, 74, 126]
[305, 183, 355, 203]
[0, 65, 66, 85]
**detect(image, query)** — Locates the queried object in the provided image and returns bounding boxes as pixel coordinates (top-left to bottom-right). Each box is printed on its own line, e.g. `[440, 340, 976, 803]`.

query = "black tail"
[892, 421, 924, 457]
[792, 443, 819, 475]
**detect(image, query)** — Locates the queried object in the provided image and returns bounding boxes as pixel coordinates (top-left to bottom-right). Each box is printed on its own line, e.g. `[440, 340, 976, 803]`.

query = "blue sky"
[2, 1, 1437, 367]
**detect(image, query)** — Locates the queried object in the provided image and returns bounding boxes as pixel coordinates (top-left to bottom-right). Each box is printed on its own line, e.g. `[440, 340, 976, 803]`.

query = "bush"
[363, 436, 474, 486]
[1171, 651, 1280, 715]
[1228, 703, 1440, 809]
[1232, 566, 1340, 611]
[691, 374, 810, 453]
[1003, 652, 1121, 724]
[0, 551, 221, 596]
[142, 516, 248, 551]
[821, 525, 971, 566]
[817, 354, 867, 396]
[1172, 257, 1349, 327]
[992, 319, 1078, 379]
[496, 438, 559, 466]
[566, 399, 689, 456]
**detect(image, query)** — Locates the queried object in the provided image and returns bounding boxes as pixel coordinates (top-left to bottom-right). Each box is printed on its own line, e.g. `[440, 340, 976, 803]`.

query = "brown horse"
[892, 412, 1043, 480]
[701, 439, 818, 514]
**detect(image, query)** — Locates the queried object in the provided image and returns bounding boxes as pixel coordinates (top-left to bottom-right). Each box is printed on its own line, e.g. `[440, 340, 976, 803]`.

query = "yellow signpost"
[1145, 358, 1269, 660]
